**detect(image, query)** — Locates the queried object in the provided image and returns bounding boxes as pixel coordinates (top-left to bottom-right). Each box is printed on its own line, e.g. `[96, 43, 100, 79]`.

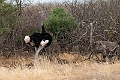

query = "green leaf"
[45, 8, 77, 39]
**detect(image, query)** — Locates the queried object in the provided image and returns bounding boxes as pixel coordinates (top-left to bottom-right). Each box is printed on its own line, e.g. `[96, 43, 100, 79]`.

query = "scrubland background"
[0, 0, 120, 80]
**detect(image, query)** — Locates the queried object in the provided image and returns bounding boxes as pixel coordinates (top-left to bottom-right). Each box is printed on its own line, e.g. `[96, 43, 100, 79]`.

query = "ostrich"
[87, 22, 120, 62]
[24, 24, 52, 63]
[92, 41, 120, 62]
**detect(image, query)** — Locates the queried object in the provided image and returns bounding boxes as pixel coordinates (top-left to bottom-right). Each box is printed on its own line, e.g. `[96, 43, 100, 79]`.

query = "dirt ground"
[0, 52, 120, 80]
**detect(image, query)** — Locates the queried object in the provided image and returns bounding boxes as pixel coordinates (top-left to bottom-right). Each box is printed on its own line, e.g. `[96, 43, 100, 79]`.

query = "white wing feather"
[40, 40, 49, 47]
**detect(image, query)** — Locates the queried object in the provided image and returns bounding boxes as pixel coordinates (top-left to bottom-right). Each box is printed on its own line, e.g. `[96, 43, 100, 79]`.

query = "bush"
[45, 8, 77, 39]
[0, 0, 18, 35]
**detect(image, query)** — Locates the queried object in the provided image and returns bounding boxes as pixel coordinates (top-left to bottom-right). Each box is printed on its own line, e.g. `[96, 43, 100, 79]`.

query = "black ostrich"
[24, 24, 52, 62]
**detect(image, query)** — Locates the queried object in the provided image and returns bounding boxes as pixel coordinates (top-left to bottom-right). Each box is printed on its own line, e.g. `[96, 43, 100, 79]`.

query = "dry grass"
[0, 54, 120, 80]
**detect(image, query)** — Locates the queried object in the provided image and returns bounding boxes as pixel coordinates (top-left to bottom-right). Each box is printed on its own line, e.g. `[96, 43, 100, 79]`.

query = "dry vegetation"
[0, 53, 120, 80]
[1, 0, 120, 55]
[0, 0, 120, 80]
